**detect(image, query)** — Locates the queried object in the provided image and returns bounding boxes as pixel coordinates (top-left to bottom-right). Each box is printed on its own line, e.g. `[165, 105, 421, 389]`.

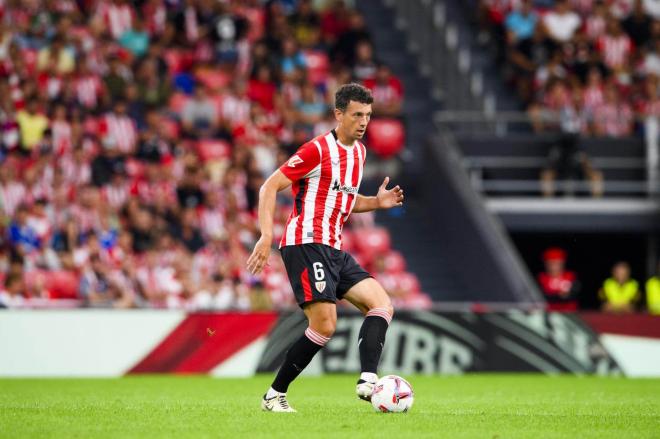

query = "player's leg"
[271, 301, 336, 392]
[342, 277, 394, 401]
[263, 244, 339, 412]
[344, 277, 393, 374]
[262, 301, 336, 412]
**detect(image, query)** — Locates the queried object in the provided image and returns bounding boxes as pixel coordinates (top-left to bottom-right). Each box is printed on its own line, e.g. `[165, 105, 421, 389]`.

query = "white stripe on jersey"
[349, 143, 364, 213]
[300, 166, 320, 242]
[333, 141, 354, 249]
[321, 133, 340, 245]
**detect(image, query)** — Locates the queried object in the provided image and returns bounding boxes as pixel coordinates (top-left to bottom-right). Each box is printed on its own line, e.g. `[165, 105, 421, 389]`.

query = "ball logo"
[288, 155, 304, 168]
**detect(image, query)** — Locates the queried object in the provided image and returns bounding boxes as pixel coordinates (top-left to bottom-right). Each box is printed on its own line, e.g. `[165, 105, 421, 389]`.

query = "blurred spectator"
[537, 248, 580, 311]
[645, 260, 660, 314]
[8, 205, 41, 256]
[119, 17, 150, 58]
[540, 89, 604, 197]
[541, 0, 581, 45]
[623, 0, 653, 47]
[596, 18, 633, 72]
[332, 11, 370, 66]
[599, 261, 640, 313]
[182, 86, 220, 138]
[593, 84, 634, 137]
[364, 64, 404, 118]
[0, 274, 27, 308]
[16, 99, 49, 154]
[289, 0, 320, 48]
[37, 36, 75, 75]
[0, 0, 426, 311]
[320, 0, 351, 47]
[101, 100, 137, 154]
[352, 40, 377, 81]
[506, 0, 538, 44]
[280, 36, 307, 76]
[294, 82, 327, 128]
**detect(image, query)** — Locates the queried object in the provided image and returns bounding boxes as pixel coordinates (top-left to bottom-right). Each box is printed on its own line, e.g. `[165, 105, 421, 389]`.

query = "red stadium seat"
[354, 226, 391, 256]
[303, 50, 329, 85]
[383, 250, 407, 274]
[395, 272, 421, 293]
[197, 139, 231, 162]
[366, 118, 405, 158]
[44, 271, 79, 299]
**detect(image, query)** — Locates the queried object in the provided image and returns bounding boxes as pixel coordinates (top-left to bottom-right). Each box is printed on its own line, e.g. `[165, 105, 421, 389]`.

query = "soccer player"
[247, 83, 404, 412]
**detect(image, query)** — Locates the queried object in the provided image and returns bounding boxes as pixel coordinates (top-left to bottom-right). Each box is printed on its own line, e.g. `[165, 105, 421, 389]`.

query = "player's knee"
[309, 313, 336, 338]
[376, 302, 394, 319]
[313, 320, 336, 338]
[366, 301, 394, 319]
[385, 303, 394, 318]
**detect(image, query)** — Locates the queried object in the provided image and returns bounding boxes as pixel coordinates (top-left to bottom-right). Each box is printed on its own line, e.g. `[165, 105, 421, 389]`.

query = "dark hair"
[334, 83, 373, 112]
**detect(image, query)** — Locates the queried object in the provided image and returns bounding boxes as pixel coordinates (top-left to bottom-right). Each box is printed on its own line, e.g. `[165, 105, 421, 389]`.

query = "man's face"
[335, 100, 372, 140]
[545, 259, 565, 275]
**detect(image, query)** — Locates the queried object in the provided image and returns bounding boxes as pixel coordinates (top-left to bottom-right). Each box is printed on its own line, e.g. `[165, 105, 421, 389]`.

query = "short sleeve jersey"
[279, 129, 366, 250]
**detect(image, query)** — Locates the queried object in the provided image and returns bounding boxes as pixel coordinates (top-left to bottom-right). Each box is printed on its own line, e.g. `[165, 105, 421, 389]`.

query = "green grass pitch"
[1, 375, 659, 438]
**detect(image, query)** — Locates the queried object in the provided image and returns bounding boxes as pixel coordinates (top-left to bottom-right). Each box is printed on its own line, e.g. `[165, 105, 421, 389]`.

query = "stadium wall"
[1, 311, 658, 377]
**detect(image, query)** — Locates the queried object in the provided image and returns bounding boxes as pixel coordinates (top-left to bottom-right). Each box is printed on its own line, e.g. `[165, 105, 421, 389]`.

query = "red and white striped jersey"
[279, 129, 366, 250]
[596, 34, 633, 70]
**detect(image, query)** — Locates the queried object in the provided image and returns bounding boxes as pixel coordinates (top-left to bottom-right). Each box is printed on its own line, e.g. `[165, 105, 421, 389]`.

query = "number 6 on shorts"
[313, 262, 325, 281]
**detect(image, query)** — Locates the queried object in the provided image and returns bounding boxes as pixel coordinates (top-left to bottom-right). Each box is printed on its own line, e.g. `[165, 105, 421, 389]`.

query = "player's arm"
[247, 142, 321, 274]
[352, 176, 404, 213]
[246, 170, 292, 275]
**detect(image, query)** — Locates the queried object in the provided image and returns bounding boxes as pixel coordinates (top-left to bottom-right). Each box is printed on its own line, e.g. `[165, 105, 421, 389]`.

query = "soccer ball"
[371, 375, 414, 413]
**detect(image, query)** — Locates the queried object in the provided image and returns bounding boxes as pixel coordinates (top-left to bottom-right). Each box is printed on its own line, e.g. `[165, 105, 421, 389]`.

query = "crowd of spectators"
[479, 0, 660, 136]
[0, 0, 425, 310]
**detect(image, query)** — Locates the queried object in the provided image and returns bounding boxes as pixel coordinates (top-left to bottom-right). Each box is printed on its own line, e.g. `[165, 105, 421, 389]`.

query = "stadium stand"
[0, 0, 430, 309]
[384, 0, 659, 310]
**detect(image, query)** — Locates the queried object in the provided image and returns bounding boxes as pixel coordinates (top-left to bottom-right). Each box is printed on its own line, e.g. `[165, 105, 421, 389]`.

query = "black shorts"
[280, 243, 372, 308]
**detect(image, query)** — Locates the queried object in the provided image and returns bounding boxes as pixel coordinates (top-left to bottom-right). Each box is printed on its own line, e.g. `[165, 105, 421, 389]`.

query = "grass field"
[1, 375, 659, 438]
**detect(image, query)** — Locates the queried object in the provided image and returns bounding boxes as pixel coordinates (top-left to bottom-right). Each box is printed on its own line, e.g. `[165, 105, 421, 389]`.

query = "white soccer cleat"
[261, 392, 297, 413]
[356, 373, 378, 402]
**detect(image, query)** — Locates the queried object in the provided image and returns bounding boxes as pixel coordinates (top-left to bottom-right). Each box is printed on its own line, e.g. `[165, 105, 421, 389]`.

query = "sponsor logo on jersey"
[332, 179, 358, 194]
[288, 155, 304, 167]
[315, 281, 326, 293]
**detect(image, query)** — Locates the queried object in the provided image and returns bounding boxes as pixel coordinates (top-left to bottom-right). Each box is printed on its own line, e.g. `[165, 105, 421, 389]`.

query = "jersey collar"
[331, 129, 356, 151]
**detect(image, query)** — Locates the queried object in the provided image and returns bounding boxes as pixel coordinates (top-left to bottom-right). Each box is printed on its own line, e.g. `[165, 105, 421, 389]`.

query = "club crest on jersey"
[288, 155, 304, 167]
[332, 179, 358, 194]
[315, 281, 326, 293]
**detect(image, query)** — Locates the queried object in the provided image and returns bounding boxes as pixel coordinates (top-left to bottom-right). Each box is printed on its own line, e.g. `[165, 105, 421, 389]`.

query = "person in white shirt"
[542, 0, 581, 43]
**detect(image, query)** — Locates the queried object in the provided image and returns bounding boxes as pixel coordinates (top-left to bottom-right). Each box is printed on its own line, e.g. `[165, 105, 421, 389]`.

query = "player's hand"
[246, 235, 272, 275]
[376, 176, 404, 209]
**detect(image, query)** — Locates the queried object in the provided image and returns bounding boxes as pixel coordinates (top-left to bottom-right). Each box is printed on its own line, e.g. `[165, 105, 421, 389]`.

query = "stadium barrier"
[0, 310, 658, 377]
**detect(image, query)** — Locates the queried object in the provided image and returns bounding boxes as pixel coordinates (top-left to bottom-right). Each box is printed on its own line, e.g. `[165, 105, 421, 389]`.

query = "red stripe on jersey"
[294, 179, 308, 245]
[312, 136, 331, 240]
[301, 267, 312, 302]
[328, 146, 348, 248]
[344, 144, 361, 219]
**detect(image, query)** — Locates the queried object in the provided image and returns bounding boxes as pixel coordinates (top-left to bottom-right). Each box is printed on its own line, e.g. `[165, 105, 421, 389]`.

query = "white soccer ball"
[371, 375, 414, 413]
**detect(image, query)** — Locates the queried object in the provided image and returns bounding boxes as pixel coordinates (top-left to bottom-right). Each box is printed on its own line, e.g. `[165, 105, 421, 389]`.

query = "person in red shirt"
[537, 247, 580, 312]
[363, 64, 403, 118]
